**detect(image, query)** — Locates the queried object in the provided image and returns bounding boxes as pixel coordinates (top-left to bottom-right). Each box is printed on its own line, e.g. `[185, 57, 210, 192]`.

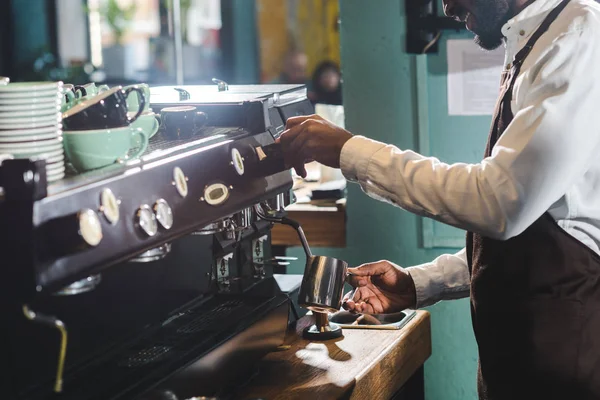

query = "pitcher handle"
[124, 86, 146, 123]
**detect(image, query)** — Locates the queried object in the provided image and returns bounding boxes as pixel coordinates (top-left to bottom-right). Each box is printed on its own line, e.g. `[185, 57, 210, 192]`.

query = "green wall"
[11, 0, 52, 67]
[286, 1, 494, 399]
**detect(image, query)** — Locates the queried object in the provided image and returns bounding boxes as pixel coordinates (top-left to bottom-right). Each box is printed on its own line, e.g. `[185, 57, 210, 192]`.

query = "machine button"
[202, 183, 229, 206]
[100, 188, 120, 225]
[154, 199, 174, 230]
[79, 209, 103, 247]
[231, 148, 245, 176]
[173, 167, 188, 198]
[136, 204, 158, 237]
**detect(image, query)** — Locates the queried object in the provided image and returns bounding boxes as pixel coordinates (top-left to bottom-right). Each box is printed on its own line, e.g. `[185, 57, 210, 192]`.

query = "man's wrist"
[339, 136, 387, 182]
[406, 271, 418, 309]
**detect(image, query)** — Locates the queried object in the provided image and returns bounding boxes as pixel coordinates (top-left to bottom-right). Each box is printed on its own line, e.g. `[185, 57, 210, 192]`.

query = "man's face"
[443, 0, 514, 50]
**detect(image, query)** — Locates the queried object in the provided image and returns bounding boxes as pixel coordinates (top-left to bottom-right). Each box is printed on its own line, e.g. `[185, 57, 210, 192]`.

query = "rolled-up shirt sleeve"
[406, 248, 471, 308]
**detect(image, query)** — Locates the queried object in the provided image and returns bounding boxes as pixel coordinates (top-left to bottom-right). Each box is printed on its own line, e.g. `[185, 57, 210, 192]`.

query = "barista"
[277, 0, 600, 398]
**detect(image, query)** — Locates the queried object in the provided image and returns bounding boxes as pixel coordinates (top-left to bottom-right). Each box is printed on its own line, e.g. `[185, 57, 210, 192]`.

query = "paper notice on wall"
[447, 39, 505, 116]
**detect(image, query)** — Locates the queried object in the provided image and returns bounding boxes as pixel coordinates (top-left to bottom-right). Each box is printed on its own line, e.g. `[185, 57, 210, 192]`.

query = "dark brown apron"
[466, 1, 600, 398]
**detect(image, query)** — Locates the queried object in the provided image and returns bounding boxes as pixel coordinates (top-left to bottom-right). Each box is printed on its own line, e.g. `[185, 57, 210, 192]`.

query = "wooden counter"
[234, 310, 431, 400]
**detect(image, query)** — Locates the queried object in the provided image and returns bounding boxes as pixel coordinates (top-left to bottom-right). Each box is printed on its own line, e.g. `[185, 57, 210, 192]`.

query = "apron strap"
[513, 0, 571, 66]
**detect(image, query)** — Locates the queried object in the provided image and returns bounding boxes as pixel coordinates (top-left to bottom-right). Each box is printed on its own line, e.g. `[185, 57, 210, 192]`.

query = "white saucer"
[47, 172, 65, 182]
[0, 140, 63, 153]
[0, 82, 62, 92]
[12, 148, 63, 158]
[0, 126, 61, 137]
[0, 107, 60, 118]
[0, 90, 60, 100]
[0, 113, 61, 124]
[0, 101, 61, 112]
[47, 164, 66, 173]
[0, 136, 62, 147]
[0, 93, 62, 104]
[0, 119, 61, 130]
[0, 132, 60, 143]
[45, 154, 65, 163]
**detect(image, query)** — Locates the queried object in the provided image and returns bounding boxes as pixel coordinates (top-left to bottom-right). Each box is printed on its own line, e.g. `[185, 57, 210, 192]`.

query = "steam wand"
[253, 204, 313, 258]
[22, 305, 68, 393]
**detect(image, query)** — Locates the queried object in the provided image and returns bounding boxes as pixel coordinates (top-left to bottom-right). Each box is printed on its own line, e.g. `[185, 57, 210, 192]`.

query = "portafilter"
[254, 204, 349, 340]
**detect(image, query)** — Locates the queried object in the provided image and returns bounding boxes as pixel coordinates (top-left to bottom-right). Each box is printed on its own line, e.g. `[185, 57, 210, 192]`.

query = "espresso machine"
[0, 84, 313, 400]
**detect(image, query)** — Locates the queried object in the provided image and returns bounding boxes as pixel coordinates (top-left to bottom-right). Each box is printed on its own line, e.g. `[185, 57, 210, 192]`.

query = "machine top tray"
[150, 84, 307, 106]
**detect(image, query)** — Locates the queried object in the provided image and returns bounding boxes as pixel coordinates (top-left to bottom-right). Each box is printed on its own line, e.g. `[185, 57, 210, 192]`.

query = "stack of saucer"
[0, 82, 65, 182]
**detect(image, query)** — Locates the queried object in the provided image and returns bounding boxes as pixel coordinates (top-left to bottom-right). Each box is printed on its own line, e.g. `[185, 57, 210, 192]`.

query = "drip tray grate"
[176, 300, 244, 334]
[118, 345, 173, 368]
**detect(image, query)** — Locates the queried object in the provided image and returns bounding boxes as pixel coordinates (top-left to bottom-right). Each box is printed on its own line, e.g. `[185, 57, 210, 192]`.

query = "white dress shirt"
[340, 0, 600, 308]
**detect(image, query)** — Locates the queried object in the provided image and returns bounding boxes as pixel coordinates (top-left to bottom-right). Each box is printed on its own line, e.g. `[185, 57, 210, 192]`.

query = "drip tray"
[329, 309, 416, 330]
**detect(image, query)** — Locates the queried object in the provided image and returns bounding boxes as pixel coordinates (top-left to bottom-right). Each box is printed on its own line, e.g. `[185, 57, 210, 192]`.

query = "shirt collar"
[501, 0, 565, 39]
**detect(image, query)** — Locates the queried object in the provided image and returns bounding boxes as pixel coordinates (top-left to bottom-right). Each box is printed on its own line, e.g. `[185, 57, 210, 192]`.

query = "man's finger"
[285, 114, 321, 129]
[287, 120, 315, 156]
[348, 261, 390, 277]
[294, 163, 307, 178]
[279, 124, 304, 148]
[347, 274, 369, 288]
[343, 299, 357, 312]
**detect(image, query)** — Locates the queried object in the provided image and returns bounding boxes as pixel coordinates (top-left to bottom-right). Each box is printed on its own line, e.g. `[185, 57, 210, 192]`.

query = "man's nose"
[443, 0, 456, 17]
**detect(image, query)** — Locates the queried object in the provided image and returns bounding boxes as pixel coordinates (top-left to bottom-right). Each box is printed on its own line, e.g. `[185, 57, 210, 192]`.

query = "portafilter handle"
[254, 204, 313, 258]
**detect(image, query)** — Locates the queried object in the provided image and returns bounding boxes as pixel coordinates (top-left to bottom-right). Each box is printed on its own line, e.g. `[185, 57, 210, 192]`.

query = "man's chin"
[474, 33, 504, 51]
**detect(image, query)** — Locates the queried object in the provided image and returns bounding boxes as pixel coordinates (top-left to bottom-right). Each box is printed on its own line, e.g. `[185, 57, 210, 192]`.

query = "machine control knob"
[41, 209, 103, 258]
[201, 183, 230, 206]
[173, 167, 188, 198]
[136, 204, 158, 237]
[100, 188, 120, 225]
[154, 199, 174, 230]
[79, 209, 103, 247]
[231, 148, 245, 176]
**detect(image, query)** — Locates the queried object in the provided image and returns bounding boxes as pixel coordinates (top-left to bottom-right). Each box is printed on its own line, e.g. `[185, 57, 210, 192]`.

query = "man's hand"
[343, 260, 417, 314]
[277, 114, 353, 178]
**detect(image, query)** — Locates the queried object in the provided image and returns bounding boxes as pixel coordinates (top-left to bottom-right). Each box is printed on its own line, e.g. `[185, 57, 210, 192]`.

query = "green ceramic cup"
[63, 126, 148, 172]
[129, 111, 160, 139]
[124, 84, 150, 113]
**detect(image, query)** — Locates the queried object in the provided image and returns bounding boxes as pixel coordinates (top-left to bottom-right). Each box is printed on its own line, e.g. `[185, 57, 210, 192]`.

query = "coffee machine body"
[0, 84, 313, 400]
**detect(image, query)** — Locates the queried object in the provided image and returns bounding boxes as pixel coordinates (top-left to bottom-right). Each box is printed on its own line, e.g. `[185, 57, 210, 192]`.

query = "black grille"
[118, 345, 173, 368]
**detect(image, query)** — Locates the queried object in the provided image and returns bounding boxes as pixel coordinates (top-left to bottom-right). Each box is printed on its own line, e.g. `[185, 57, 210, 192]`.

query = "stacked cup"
[0, 81, 65, 182]
[62, 86, 149, 173]
[125, 84, 160, 139]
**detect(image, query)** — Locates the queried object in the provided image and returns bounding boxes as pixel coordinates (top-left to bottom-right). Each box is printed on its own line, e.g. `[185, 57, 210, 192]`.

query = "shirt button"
[519, 29, 526, 36]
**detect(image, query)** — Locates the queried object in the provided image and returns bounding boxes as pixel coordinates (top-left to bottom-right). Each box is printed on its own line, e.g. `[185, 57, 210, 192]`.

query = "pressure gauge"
[154, 199, 173, 230]
[136, 204, 158, 237]
[78, 209, 103, 247]
[100, 188, 119, 225]
[173, 167, 188, 198]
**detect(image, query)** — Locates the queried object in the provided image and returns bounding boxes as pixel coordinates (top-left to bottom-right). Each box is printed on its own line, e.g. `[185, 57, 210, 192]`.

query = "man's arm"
[280, 27, 600, 239]
[406, 248, 470, 308]
[339, 29, 600, 239]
